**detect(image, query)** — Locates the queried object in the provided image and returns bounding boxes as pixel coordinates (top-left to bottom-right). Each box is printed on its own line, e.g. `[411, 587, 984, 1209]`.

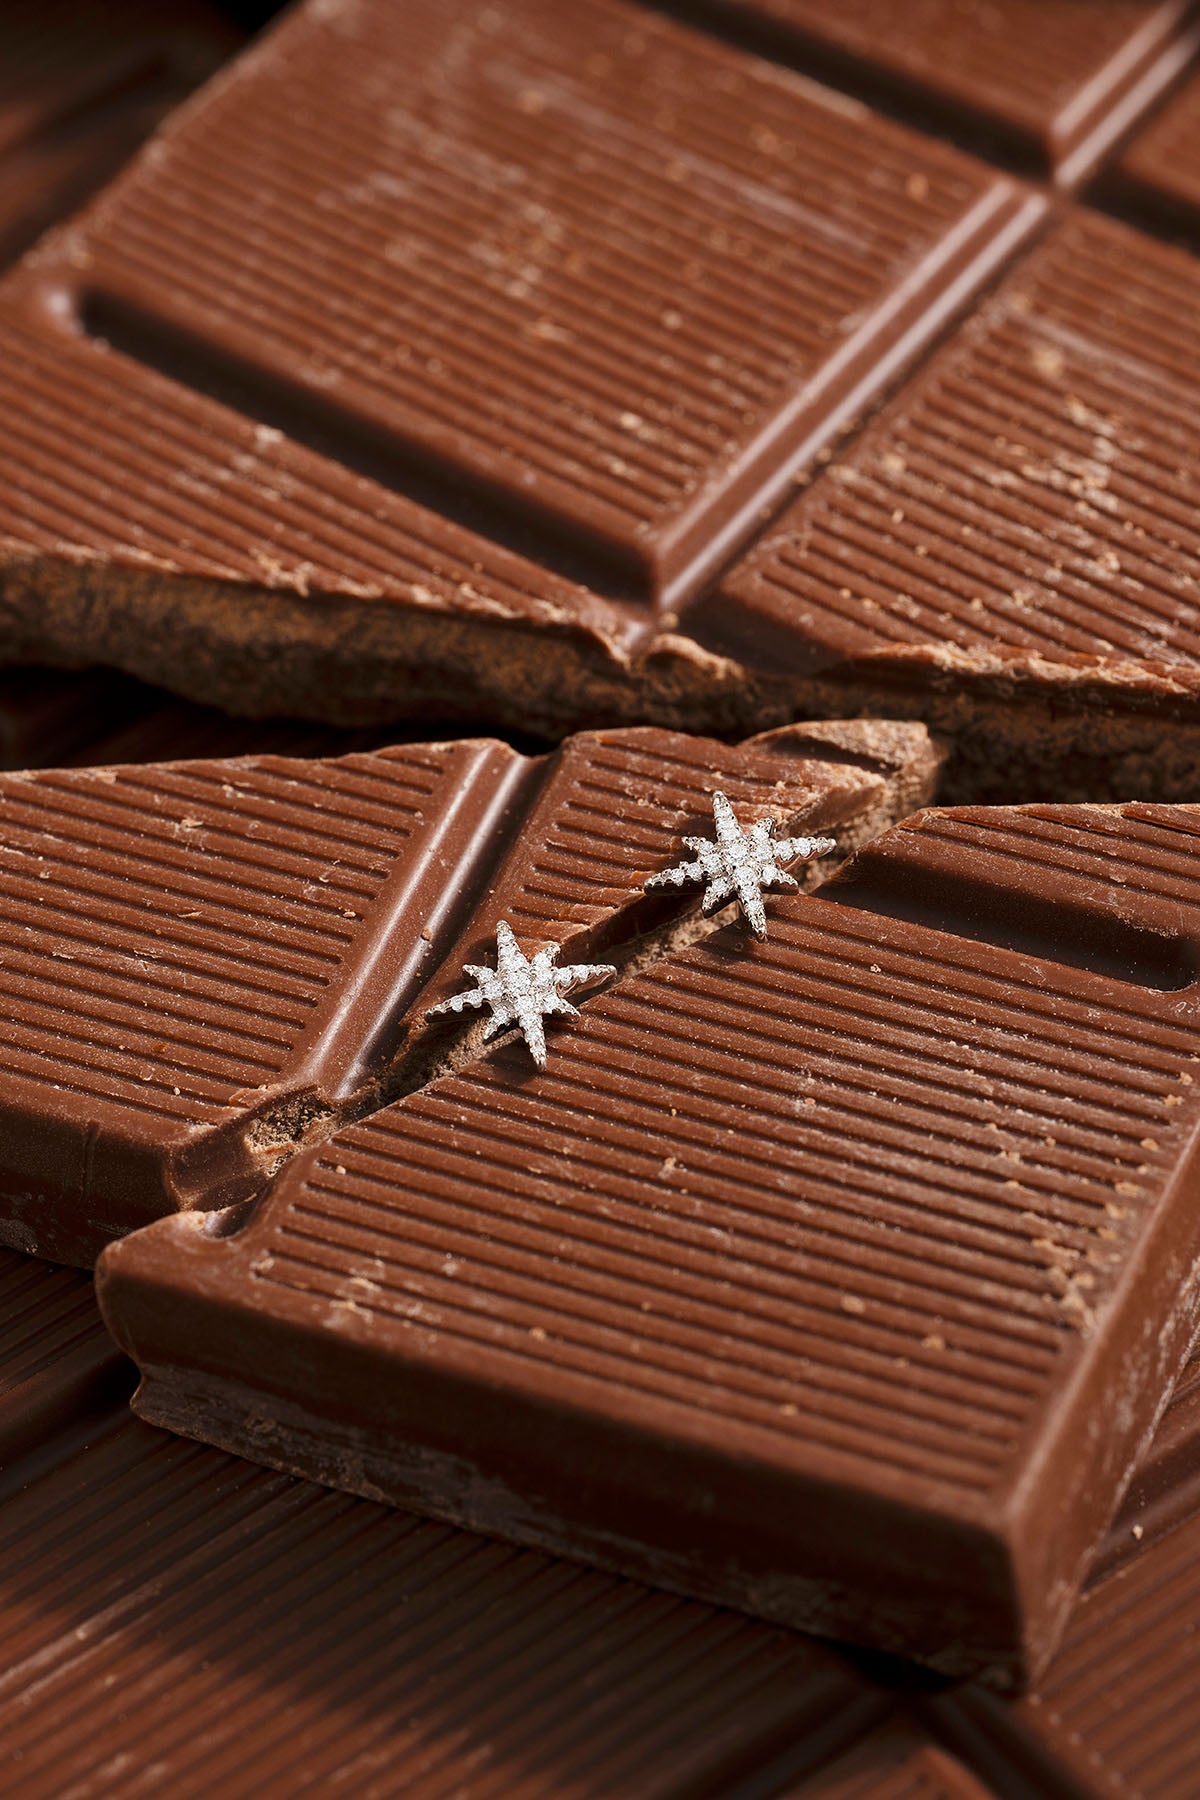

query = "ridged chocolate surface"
[0, 739, 520, 1265]
[418, 719, 940, 1022]
[706, 210, 1200, 687]
[100, 800, 1200, 1682]
[0, 0, 238, 267]
[935, 1490, 1200, 1798]
[698, 0, 1197, 179]
[51, 0, 1028, 603]
[0, 720, 934, 1268]
[0, 0, 1036, 726]
[0, 1250, 125, 1463]
[0, 1418, 880, 1800]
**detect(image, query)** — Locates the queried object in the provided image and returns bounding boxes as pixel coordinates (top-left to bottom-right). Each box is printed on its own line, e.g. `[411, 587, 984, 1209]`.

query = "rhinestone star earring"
[428, 920, 615, 1067]
[646, 792, 835, 938]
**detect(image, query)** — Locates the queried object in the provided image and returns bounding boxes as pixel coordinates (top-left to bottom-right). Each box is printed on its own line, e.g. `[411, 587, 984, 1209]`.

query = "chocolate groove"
[827, 858, 1198, 992]
[78, 290, 641, 607]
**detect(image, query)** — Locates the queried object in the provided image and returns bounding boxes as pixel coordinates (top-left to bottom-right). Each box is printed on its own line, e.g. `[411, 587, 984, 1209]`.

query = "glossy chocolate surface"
[0, 0, 1038, 733]
[99, 799, 1200, 1683]
[0, 721, 932, 1266]
[693, 0, 1199, 182]
[1101, 58, 1200, 235]
[3, 0, 1200, 1777]
[7, 1235, 1200, 1795]
[0, 739, 520, 1263]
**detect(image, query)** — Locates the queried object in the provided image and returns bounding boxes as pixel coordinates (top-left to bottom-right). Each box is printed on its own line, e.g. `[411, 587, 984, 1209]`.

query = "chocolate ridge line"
[96, 795, 1200, 1686]
[275, 722, 942, 1151]
[0, 720, 934, 1269]
[50, 177, 1044, 622]
[640, 0, 1200, 188]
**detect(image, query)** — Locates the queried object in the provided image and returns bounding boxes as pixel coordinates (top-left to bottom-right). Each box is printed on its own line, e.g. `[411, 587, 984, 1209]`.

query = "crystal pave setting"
[646, 791, 836, 938]
[428, 920, 616, 1068]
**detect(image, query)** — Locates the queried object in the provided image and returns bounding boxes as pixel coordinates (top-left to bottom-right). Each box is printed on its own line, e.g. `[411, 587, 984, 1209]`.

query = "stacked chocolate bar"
[2, 0, 1200, 1792]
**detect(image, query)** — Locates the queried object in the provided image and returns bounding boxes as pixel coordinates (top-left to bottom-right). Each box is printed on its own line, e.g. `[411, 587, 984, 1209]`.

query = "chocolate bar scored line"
[0, 0, 1041, 733]
[0, 721, 933, 1268]
[97, 799, 1200, 1687]
[10, 1233, 1200, 1793]
[671, 0, 1200, 186]
[694, 204, 1200, 801]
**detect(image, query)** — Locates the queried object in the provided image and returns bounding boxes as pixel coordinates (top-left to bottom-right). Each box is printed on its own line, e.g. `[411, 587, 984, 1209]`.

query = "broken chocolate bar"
[688, 0, 1200, 185]
[99, 799, 1200, 1685]
[0, 0, 1038, 733]
[0, 1414, 887, 1798]
[0, 721, 934, 1265]
[694, 207, 1200, 801]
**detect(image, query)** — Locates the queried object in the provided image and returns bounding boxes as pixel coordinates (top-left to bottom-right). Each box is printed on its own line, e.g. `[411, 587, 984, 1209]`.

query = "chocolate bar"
[1100, 58, 1200, 237]
[0, 1416, 888, 1798]
[0, 1253, 891, 1797]
[0, 0, 238, 268]
[780, 1720, 994, 1798]
[98, 796, 1200, 1683]
[694, 206, 1200, 801]
[931, 1434, 1200, 1795]
[687, 0, 1200, 184]
[0, 721, 933, 1266]
[7, 1219, 1200, 1793]
[0, 0, 1038, 735]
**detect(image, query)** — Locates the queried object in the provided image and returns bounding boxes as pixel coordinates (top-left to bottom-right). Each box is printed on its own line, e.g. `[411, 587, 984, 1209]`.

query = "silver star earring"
[428, 920, 615, 1068]
[645, 792, 835, 938]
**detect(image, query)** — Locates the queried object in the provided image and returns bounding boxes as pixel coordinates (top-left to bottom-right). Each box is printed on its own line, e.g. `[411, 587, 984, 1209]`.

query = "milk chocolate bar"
[0, 721, 933, 1265]
[0, 0, 238, 268]
[0, 0, 1038, 734]
[13, 1234, 1200, 1796]
[688, 0, 1200, 184]
[696, 207, 1200, 800]
[0, 1416, 887, 1799]
[931, 1463, 1200, 1795]
[99, 798, 1200, 1683]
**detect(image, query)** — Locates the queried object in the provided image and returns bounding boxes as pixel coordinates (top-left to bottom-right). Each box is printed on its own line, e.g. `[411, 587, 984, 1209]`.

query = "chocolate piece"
[99, 799, 1200, 1684]
[415, 719, 940, 1030]
[1098, 60, 1200, 238]
[0, 1249, 127, 1467]
[0, 0, 1037, 732]
[0, 0, 239, 267]
[0, 738, 522, 1266]
[0, 1416, 884, 1799]
[930, 1486, 1200, 1797]
[695, 208, 1200, 801]
[0, 721, 934, 1266]
[690, 0, 1200, 184]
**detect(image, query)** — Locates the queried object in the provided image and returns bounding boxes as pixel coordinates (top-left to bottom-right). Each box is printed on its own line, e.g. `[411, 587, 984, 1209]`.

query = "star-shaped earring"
[427, 920, 616, 1067]
[645, 791, 835, 938]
